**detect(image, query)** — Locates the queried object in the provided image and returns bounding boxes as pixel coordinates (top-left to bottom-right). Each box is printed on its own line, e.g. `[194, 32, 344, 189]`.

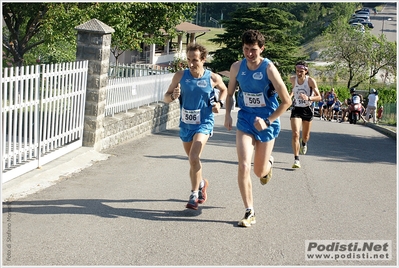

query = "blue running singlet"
[178, 69, 215, 141]
[236, 58, 281, 142]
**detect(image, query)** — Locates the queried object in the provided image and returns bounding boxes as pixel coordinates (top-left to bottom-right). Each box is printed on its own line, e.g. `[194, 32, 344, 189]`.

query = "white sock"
[199, 180, 204, 189]
[191, 190, 199, 198]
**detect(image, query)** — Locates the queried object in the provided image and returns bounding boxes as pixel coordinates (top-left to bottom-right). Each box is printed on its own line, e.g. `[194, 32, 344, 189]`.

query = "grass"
[195, 27, 226, 53]
[380, 117, 397, 126]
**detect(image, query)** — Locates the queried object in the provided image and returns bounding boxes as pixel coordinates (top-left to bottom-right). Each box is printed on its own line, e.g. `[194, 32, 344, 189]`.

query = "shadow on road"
[3, 198, 237, 225]
[154, 123, 396, 165]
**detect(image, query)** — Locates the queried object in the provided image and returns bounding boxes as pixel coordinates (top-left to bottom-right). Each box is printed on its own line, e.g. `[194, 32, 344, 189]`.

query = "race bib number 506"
[182, 108, 201, 124]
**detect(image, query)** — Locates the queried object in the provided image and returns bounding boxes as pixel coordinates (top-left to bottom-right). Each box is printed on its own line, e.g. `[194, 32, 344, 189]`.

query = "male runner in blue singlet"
[164, 43, 227, 210]
[224, 30, 292, 227]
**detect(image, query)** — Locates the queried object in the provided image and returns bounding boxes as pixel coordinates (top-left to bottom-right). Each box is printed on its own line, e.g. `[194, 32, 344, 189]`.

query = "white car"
[351, 13, 370, 21]
[350, 22, 365, 33]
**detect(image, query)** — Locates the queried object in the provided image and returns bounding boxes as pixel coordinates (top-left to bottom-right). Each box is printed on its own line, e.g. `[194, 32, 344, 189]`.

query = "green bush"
[318, 85, 396, 106]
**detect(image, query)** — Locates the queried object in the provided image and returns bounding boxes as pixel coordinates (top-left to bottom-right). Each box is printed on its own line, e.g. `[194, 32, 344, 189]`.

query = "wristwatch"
[264, 118, 271, 127]
[218, 100, 225, 108]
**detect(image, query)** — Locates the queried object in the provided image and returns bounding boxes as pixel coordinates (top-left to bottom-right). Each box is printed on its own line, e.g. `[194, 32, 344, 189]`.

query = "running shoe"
[238, 209, 256, 227]
[299, 138, 308, 155]
[260, 156, 274, 185]
[198, 179, 209, 204]
[186, 193, 198, 210]
[292, 159, 301, 168]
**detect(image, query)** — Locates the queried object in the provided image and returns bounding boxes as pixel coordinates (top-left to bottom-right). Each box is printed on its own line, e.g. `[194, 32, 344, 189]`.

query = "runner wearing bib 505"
[236, 58, 280, 142]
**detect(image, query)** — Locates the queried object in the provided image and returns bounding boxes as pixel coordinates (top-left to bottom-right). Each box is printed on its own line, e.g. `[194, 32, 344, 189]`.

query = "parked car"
[355, 9, 370, 15]
[351, 14, 371, 21]
[361, 21, 374, 28]
[350, 23, 365, 33]
[348, 18, 366, 24]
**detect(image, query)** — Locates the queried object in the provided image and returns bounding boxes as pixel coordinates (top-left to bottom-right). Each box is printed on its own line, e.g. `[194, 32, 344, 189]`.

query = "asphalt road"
[370, 2, 397, 42]
[2, 109, 396, 266]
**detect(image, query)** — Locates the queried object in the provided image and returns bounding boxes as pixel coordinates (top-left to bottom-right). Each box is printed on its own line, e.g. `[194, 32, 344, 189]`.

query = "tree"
[321, 20, 397, 89]
[88, 3, 196, 64]
[2, 3, 196, 66]
[208, 7, 302, 76]
[197, 2, 357, 44]
[2, 3, 94, 66]
[2, 3, 49, 67]
[194, 3, 260, 27]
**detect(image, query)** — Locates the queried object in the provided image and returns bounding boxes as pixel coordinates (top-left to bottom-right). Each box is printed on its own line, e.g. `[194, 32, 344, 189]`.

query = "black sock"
[295, 156, 299, 160]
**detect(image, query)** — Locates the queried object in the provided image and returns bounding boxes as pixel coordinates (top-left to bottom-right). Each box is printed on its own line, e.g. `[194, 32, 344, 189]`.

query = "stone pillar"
[75, 19, 114, 150]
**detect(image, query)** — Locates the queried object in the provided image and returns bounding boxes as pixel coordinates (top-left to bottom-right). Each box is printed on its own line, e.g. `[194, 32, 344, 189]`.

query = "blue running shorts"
[180, 126, 213, 142]
[236, 110, 280, 142]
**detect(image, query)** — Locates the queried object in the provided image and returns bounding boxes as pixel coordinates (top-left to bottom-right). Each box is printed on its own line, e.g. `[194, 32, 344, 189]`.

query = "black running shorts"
[290, 106, 314, 122]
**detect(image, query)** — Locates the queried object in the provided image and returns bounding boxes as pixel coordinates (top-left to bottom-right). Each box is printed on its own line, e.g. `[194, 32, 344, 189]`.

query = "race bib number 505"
[243, 92, 266, 107]
[182, 108, 201, 124]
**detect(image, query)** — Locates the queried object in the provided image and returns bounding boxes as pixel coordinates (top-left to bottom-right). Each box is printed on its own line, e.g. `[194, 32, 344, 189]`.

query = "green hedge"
[318, 85, 396, 107]
[218, 77, 396, 109]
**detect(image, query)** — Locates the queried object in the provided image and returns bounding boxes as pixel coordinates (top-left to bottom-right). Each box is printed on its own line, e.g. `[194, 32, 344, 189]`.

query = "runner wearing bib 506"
[164, 43, 227, 211]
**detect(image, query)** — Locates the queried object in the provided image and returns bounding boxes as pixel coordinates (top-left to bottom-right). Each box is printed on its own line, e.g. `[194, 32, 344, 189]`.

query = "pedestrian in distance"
[224, 29, 292, 227]
[289, 61, 322, 169]
[317, 92, 325, 120]
[164, 43, 227, 210]
[332, 98, 343, 122]
[377, 105, 384, 123]
[325, 87, 337, 121]
[365, 88, 379, 123]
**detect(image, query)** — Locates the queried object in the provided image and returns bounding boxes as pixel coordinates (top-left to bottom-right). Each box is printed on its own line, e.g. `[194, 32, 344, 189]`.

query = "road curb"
[2, 147, 110, 202]
[365, 122, 396, 140]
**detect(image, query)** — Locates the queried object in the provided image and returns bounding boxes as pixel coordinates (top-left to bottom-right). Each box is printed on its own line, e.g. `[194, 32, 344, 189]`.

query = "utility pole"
[196, 3, 198, 25]
[382, 17, 392, 34]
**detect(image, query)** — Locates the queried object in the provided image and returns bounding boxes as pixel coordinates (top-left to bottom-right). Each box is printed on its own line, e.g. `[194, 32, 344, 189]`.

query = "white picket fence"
[105, 73, 174, 116]
[1, 61, 88, 183]
[108, 63, 170, 78]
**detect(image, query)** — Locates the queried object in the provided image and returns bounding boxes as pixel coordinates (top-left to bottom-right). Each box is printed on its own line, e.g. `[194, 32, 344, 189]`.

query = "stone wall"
[75, 19, 181, 152]
[100, 101, 180, 151]
[75, 19, 184, 151]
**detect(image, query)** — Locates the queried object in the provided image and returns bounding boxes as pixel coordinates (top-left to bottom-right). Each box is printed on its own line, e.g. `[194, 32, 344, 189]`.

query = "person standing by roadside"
[224, 30, 292, 227]
[164, 43, 227, 210]
[289, 61, 322, 168]
[317, 91, 325, 120]
[325, 88, 337, 121]
[333, 98, 343, 122]
[365, 88, 379, 123]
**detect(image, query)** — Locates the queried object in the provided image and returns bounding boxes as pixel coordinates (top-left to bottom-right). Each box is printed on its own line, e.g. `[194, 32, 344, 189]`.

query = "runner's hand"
[254, 116, 267, 131]
[172, 83, 181, 99]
